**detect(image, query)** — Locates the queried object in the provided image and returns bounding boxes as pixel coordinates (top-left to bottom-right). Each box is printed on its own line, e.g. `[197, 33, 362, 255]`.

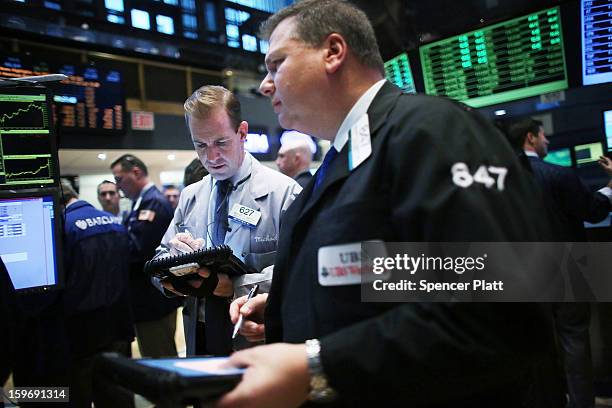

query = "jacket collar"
[65, 200, 92, 213]
[246, 154, 273, 200]
[295, 81, 402, 221]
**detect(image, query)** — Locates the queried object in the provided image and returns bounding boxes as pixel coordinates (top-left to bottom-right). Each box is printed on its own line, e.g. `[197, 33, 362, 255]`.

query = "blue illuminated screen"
[582, 0, 612, 86]
[605, 110, 612, 152]
[0, 195, 58, 290]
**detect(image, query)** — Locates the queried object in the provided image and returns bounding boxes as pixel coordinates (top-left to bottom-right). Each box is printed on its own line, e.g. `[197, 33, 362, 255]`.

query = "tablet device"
[94, 353, 244, 405]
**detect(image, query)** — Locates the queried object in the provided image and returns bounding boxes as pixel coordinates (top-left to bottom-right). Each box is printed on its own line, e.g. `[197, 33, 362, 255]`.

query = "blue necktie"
[313, 147, 338, 192]
[213, 180, 232, 246]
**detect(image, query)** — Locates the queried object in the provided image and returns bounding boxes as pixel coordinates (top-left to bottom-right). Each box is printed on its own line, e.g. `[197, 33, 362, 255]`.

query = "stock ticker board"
[582, 0, 612, 86]
[419, 7, 568, 107]
[384, 53, 416, 94]
[0, 54, 125, 134]
[0, 93, 56, 188]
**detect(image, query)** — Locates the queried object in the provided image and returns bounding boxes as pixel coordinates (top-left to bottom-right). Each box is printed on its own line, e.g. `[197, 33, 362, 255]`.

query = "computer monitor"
[419, 6, 568, 107]
[604, 110, 612, 152]
[245, 131, 271, 154]
[544, 148, 572, 167]
[574, 142, 604, 167]
[0, 86, 60, 189]
[581, 0, 612, 86]
[0, 189, 63, 292]
[384, 52, 417, 94]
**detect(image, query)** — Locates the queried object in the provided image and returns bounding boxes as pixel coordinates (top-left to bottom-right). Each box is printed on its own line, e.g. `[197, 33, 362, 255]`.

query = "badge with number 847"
[451, 162, 508, 191]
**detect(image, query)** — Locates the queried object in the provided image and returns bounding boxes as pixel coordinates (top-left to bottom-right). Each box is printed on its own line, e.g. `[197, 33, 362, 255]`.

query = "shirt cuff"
[597, 186, 612, 203]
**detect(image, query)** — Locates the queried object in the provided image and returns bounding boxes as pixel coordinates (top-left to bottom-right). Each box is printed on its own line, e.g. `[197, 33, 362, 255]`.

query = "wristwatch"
[305, 339, 337, 402]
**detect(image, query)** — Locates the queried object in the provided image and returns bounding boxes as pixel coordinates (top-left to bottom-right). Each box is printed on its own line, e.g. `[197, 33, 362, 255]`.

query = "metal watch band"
[305, 339, 337, 402]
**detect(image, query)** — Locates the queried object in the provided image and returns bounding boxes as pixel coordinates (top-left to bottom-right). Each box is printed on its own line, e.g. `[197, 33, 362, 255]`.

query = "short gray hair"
[260, 0, 384, 75]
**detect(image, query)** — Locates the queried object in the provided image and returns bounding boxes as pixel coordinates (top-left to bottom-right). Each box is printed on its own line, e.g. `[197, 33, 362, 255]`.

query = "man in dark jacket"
[218, 1, 562, 407]
[508, 118, 612, 242]
[0, 257, 18, 387]
[111, 154, 181, 358]
[60, 178, 135, 407]
[507, 118, 612, 408]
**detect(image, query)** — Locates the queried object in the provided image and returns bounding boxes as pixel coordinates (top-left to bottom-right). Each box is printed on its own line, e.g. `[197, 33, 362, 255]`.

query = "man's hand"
[599, 156, 612, 179]
[169, 232, 204, 254]
[229, 293, 268, 342]
[164, 232, 233, 297]
[216, 343, 310, 408]
[162, 269, 233, 298]
[191, 269, 233, 297]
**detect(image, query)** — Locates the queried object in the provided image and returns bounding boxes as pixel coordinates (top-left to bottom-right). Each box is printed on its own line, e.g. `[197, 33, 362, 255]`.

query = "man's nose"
[259, 73, 274, 97]
[206, 146, 220, 161]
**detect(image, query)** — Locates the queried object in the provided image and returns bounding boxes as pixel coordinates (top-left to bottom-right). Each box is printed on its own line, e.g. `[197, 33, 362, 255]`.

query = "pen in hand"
[232, 284, 259, 339]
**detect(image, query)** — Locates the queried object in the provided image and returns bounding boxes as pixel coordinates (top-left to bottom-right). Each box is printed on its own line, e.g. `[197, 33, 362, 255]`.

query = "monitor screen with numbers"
[0, 87, 60, 190]
[384, 52, 417, 94]
[582, 0, 612, 86]
[0, 189, 63, 293]
[605, 109, 612, 151]
[419, 6, 568, 107]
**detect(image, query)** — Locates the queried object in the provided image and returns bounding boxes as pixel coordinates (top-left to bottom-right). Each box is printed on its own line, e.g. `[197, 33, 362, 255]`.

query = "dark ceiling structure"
[353, 0, 565, 60]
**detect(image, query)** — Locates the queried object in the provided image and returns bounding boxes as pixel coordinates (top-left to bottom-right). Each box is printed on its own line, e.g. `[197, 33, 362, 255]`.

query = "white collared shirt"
[205, 152, 253, 249]
[132, 182, 155, 212]
[332, 79, 386, 152]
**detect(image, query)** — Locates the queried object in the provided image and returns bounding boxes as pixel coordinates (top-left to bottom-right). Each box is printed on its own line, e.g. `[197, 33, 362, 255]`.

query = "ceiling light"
[494, 109, 507, 116]
[167, 154, 176, 161]
[97, 153, 107, 160]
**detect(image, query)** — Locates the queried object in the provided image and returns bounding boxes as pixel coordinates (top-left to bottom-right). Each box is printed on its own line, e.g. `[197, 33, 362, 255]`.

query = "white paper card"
[228, 203, 261, 228]
[348, 113, 372, 171]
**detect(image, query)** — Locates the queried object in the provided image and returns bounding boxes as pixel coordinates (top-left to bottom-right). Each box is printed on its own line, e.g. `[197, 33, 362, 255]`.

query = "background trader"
[111, 154, 181, 358]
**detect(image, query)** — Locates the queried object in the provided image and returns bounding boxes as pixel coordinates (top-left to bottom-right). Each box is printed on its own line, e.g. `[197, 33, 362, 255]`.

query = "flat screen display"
[604, 110, 612, 151]
[544, 148, 573, 167]
[245, 132, 270, 154]
[0, 54, 125, 134]
[384, 52, 417, 94]
[574, 142, 604, 166]
[0, 191, 62, 292]
[419, 7, 568, 107]
[0, 87, 59, 189]
[581, 0, 612, 86]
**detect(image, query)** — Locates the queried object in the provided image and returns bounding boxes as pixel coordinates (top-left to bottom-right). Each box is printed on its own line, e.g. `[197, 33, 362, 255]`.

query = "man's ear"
[526, 132, 536, 145]
[324, 33, 348, 74]
[238, 121, 248, 142]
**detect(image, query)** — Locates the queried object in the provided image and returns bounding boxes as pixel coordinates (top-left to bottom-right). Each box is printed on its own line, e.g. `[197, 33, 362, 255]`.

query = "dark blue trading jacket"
[528, 157, 611, 242]
[124, 185, 182, 322]
[64, 200, 135, 358]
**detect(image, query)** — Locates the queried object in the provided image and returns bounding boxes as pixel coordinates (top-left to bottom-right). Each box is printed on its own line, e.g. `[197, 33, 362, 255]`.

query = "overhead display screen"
[605, 110, 612, 151]
[582, 0, 612, 86]
[0, 89, 59, 188]
[0, 54, 125, 134]
[420, 7, 568, 107]
[384, 53, 416, 94]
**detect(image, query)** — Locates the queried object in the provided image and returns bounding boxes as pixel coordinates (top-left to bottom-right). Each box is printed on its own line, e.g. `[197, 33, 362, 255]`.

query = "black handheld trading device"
[144, 245, 254, 283]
